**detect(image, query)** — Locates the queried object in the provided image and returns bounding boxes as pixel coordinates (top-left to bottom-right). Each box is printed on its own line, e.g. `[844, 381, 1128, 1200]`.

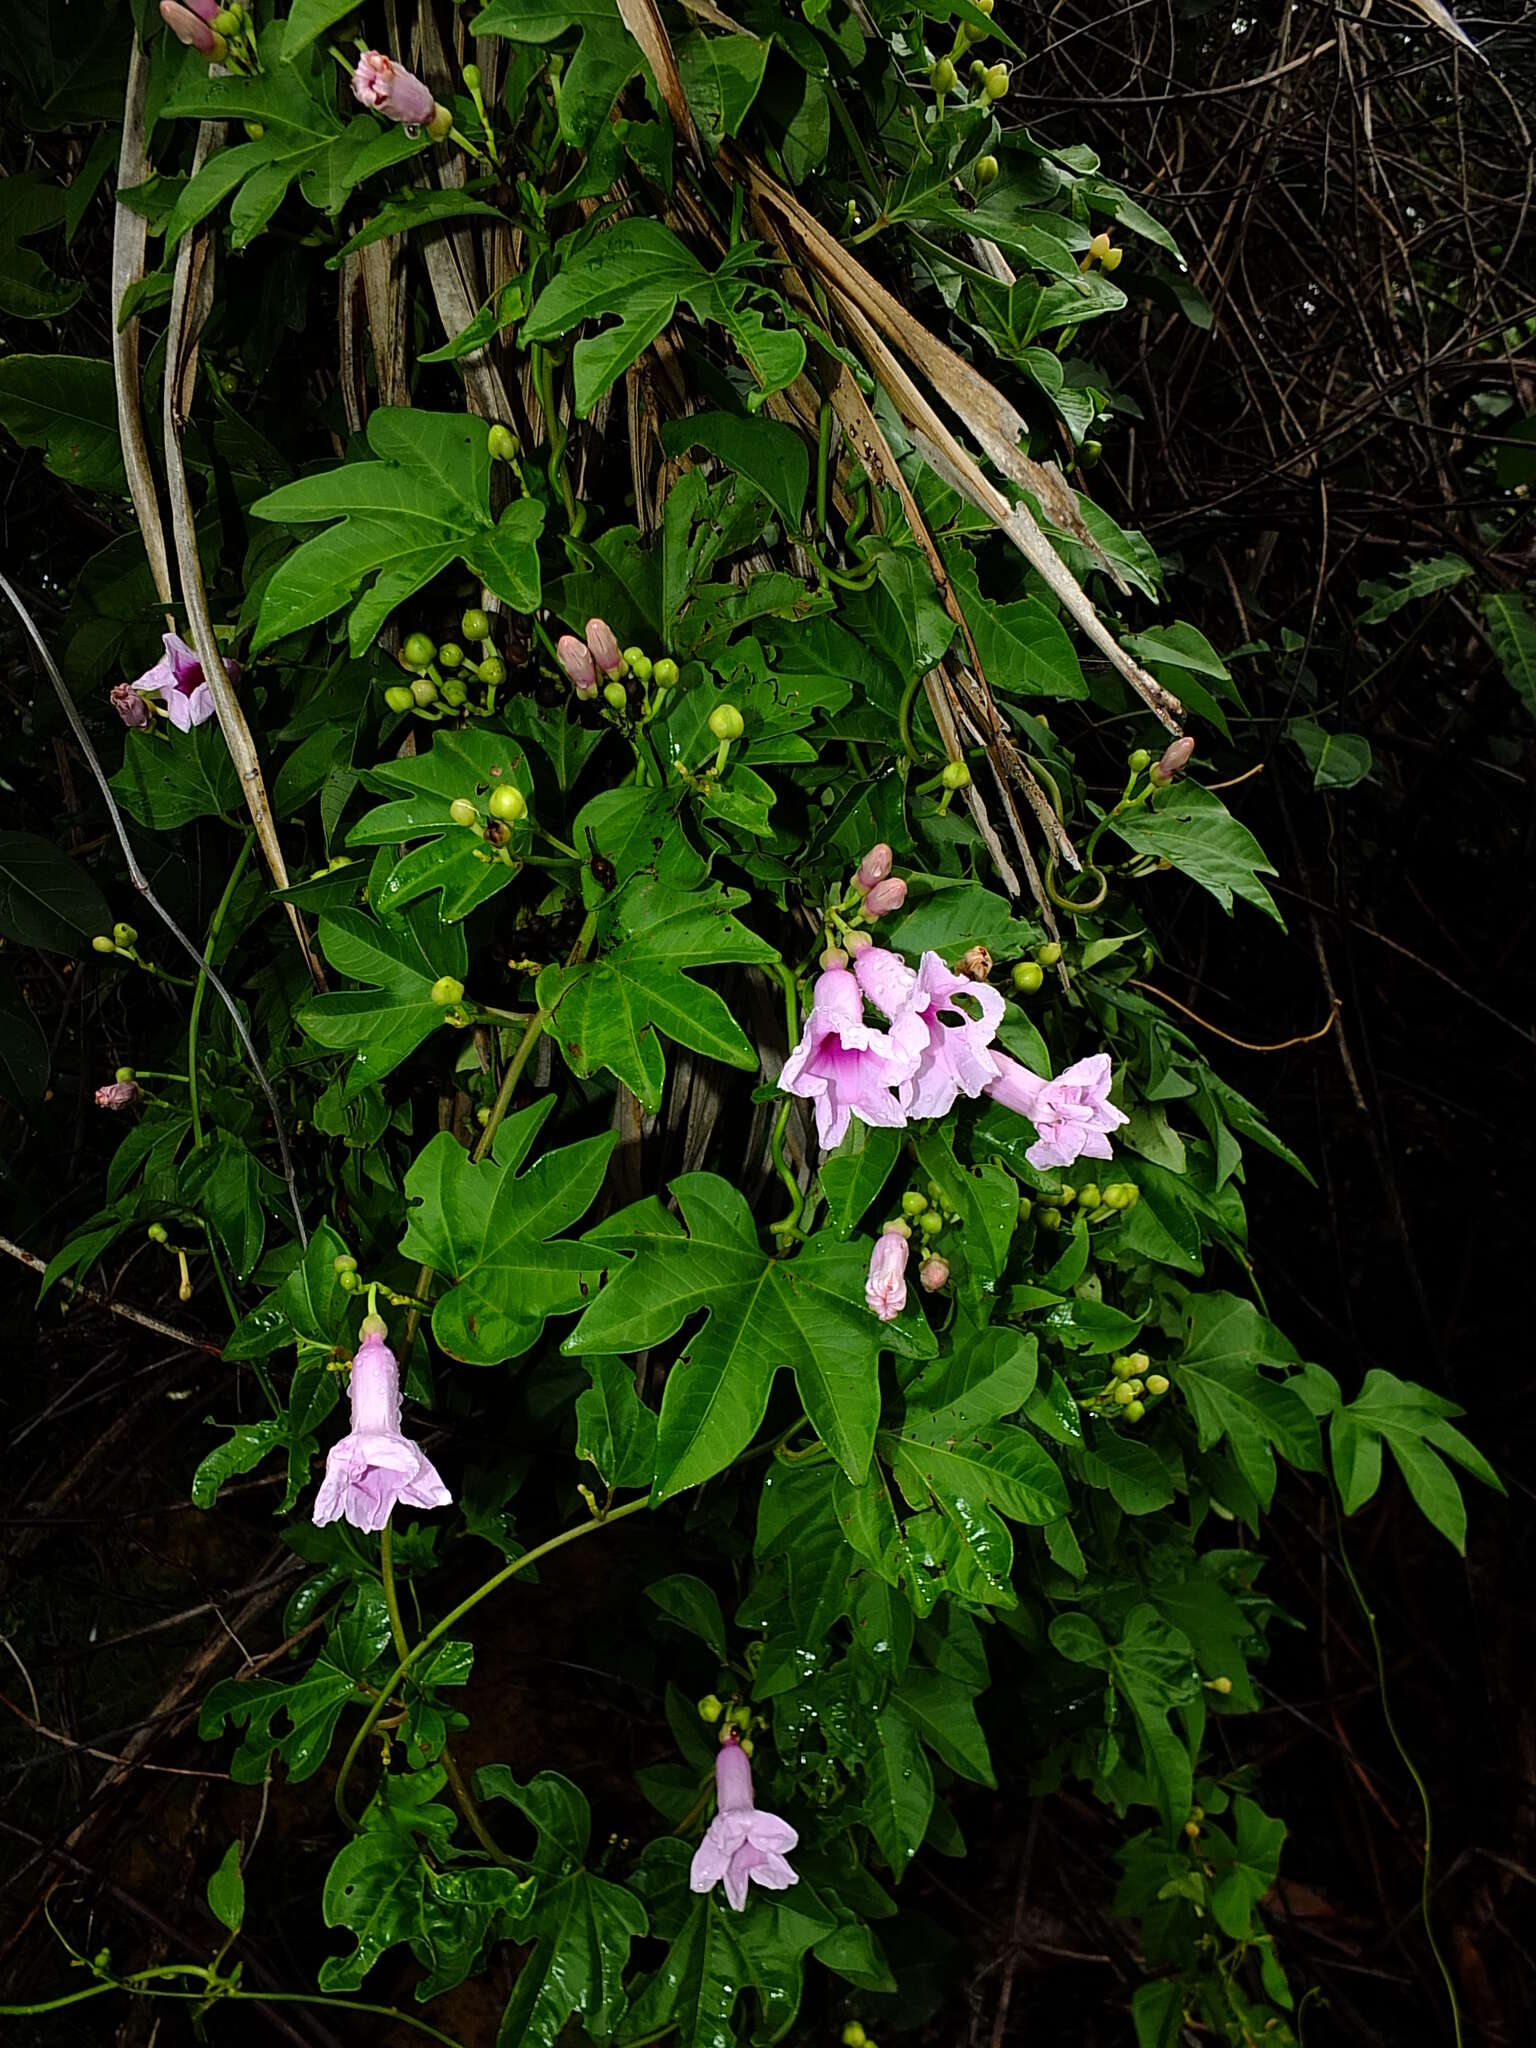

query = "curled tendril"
[1044, 855, 1109, 915]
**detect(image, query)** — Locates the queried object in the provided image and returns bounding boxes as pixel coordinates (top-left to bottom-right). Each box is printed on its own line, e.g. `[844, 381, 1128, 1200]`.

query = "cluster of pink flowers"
[690, 1732, 799, 1911]
[556, 617, 623, 699]
[111, 633, 238, 734]
[313, 1324, 451, 1534]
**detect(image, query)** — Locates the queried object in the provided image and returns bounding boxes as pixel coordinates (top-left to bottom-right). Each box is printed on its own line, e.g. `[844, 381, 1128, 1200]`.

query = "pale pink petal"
[690, 1818, 737, 1892]
[746, 1811, 798, 1854]
[853, 945, 916, 1021]
[750, 1850, 799, 1891]
[722, 1859, 752, 1912]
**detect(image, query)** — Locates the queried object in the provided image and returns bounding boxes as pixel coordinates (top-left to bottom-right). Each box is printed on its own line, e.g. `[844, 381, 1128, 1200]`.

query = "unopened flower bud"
[1102, 246, 1124, 272]
[401, 632, 436, 671]
[708, 704, 745, 742]
[585, 617, 623, 674]
[488, 783, 526, 823]
[113, 922, 138, 948]
[384, 684, 415, 714]
[652, 657, 680, 690]
[1103, 1183, 1139, 1210]
[1145, 1373, 1170, 1396]
[147, 1222, 169, 1244]
[92, 935, 117, 955]
[487, 423, 517, 463]
[975, 154, 999, 189]
[940, 759, 971, 791]
[931, 56, 957, 91]
[429, 976, 465, 1007]
[918, 1208, 944, 1239]
[1151, 736, 1195, 784]
[95, 1080, 141, 1110]
[409, 678, 438, 707]
[698, 1693, 724, 1723]
[919, 1255, 949, 1291]
[901, 1190, 929, 1218]
[861, 876, 906, 918]
[1128, 747, 1152, 773]
[351, 48, 437, 125]
[461, 608, 492, 642]
[982, 62, 1009, 98]
[111, 683, 150, 728]
[603, 681, 628, 713]
[1124, 1399, 1145, 1422]
[449, 798, 479, 827]
[866, 1224, 910, 1321]
[437, 642, 464, 670]
[477, 655, 507, 688]
[955, 945, 992, 981]
[843, 2028, 869, 2048]
[1113, 1382, 1137, 1407]
[1088, 232, 1112, 264]
[1208, 1675, 1233, 1695]
[557, 633, 597, 695]
[854, 843, 893, 890]
[624, 647, 652, 683]
[159, 0, 218, 52]
[1012, 961, 1043, 994]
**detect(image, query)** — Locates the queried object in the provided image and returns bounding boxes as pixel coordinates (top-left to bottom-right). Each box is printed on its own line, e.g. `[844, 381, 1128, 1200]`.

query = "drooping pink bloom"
[557, 633, 598, 697]
[690, 1733, 798, 1912]
[160, 0, 219, 50]
[127, 633, 235, 733]
[865, 1224, 909, 1321]
[350, 50, 437, 127]
[110, 682, 150, 729]
[919, 1255, 949, 1291]
[313, 1329, 451, 1534]
[779, 965, 922, 1151]
[861, 947, 1006, 1121]
[985, 1051, 1127, 1171]
[95, 1080, 141, 1110]
[585, 617, 622, 674]
[861, 876, 907, 919]
[854, 842, 893, 890]
[1151, 735, 1195, 785]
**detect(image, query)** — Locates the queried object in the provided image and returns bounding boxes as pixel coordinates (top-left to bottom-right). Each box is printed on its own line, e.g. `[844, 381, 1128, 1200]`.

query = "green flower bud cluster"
[383, 609, 510, 723]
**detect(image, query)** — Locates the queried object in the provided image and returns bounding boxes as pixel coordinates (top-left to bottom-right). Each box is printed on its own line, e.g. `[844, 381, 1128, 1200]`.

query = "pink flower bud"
[1150, 735, 1195, 785]
[919, 1255, 949, 1291]
[955, 945, 992, 981]
[854, 843, 893, 890]
[585, 618, 622, 674]
[861, 876, 907, 919]
[865, 1223, 909, 1321]
[95, 1080, 141, 1110]
[111, 683, 150, 729]
[350, 50, 437, 127]
[557, 633, 598, 696]
[160, 0, 218, 51]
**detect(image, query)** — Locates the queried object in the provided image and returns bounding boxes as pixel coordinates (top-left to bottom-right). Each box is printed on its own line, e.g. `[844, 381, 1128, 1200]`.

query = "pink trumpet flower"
[866, 1224, 910, 1321]
[313, 1325, 451, 1534]
[860, 947, 1006, 1122]
[985, 1051, 1128, 1171]
[690, 1732, 799, 1912]
[779, 965, 923, 1151]
[123, 633, 238, 733]
[350, 50, 438, 127]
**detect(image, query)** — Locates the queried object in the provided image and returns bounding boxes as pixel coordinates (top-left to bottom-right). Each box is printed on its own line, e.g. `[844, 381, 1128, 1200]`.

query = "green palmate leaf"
[400, 1100, 616, 1365]
[200, 1584, 393, 1783]
[1049, 1604, 1200, 1833]
[677, 30, 771, 146]
[537, 875, 778, 1112]
[942, 542, 1088, 699]
[477, 1767, 648, 2048]
[1175, 1292, 1319, 1511]
[646, 1574, 728, 1661]
[625, 1838, 836, 2047]
[0, 830, 110, 955]
[524, 218, 803, 415]
[1108, 780, 1282, 924]
[912, 1127, 1019, 1292]
[191, 1419, 285, 1510]
[754, 1457, 860, 1643]
[298, 903, 468, 1097]
[1328, 1368, 1501, 1553]
[820, 1124, 902, 1241]
[659, 410, 809, 532]
[474, 0, 644, 144]
[332, 186, 507, 262]
[568, 1173, 935, 1499]
[347, 726, 534, 921]
[183, 1130, 266, 1282]
[894, 1667, 995, 1786]
[863, 1700, 934, 1878]
[1482, 591, 1536, 719]
[110, 723, 242, 831]
[225, 1221, 354, 1360]
[880, 1326, 1066, 1607]
[572, 782, 707, 911]
[576, 1355, 658, 1491]
[1285, 718, 1373, 790]
[250, 409, 544, 653]
[0, 352, 122, 488]
[1206, 1796, 1286, 1941]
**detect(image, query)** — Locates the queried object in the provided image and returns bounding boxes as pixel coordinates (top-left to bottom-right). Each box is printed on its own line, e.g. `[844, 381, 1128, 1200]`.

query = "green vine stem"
[378, 1520, 514, 1867]
[472, 908, 598, 1165]
[336, 1495, 651, 1830]
[0, 1968, 468, 2044]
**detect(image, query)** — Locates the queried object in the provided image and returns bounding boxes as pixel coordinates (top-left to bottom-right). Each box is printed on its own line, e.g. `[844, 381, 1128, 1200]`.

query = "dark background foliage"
[3, 0, 1533, 2041]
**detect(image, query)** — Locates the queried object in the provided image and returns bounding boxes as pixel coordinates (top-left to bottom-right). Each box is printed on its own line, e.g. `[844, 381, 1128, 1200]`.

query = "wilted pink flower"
[350, 50, 437, 126]
[955, 945, 993, 981]
[861, 876, 907, 919]
[313, 1328, 451, 1534]
[854, 843, 893, 891]
[861, 947, 1006, 1121]
[919, 1255, 949, 1291]
[1150, 735, 1195, 785]
[557, 632, 598, 697]
[690, 1733, 798, 1912]
[95, 1080, 141, 1110]
[986, 1051, 1127, 1171]
[160, 0, 219, 50]
[110, 682, 151, 729]
[779, 966, 923, 1151]
[585, 617, 622, 674]
[865, 1224, 909, 1321]
[127, 633, 234, 733]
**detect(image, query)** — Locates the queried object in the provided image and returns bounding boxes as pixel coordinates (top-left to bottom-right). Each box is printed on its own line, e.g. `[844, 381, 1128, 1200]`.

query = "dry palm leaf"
[616, 0, 703, 165]
[110, 42, 172, 617]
